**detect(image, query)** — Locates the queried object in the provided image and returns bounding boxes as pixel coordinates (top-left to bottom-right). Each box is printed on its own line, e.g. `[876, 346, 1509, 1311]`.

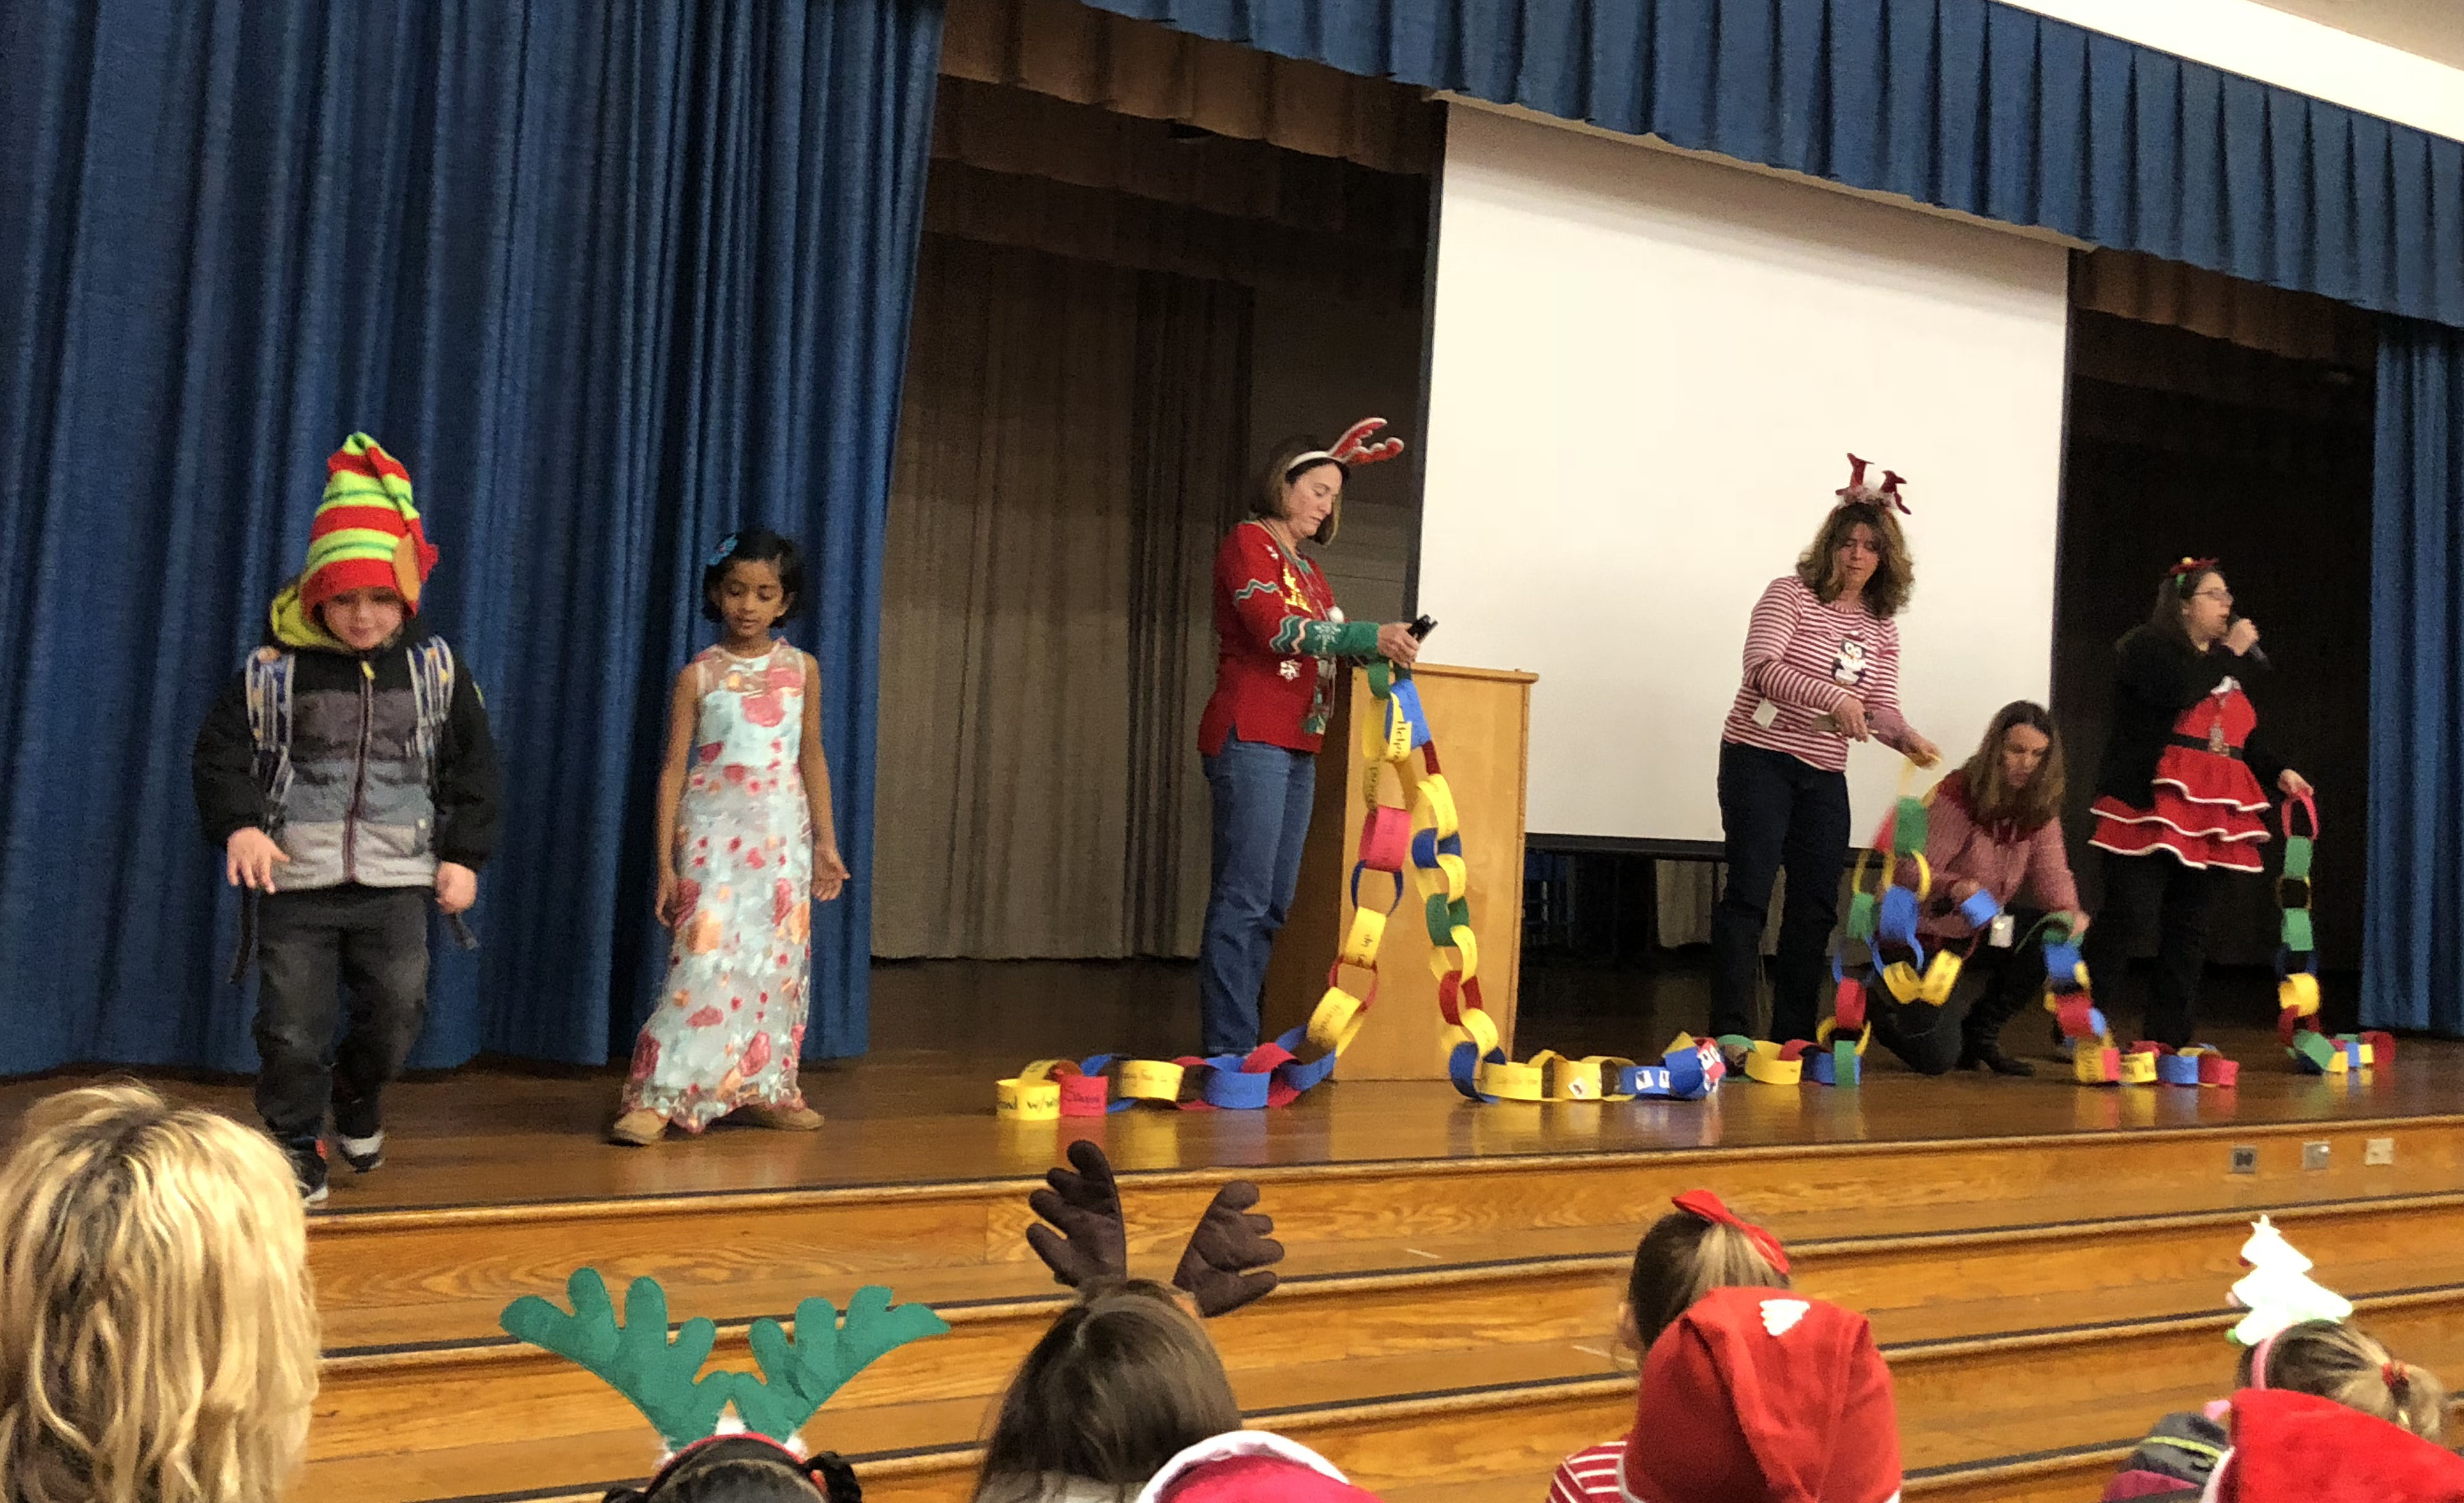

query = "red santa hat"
[1621, 1287, 1902, 1503]
[1137, 1431, 1382, 1503]
[2215, 1389, 2464, 1503]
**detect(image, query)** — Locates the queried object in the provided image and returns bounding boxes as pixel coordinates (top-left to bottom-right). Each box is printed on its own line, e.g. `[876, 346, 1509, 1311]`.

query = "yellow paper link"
[1415, 774, 1460, 841]
[1592, 1056, 1640, 1101]
[1815, 1019, 1873, 1055]
[1916, 952, 1961, 1005]
[1116, 1058, 1186, 1103]
[1477, 1057, 1546, 1100]
[1308, 986, 1370, 1055]
[1384, 696, 1416, 762]
[2279, 973, 2321, 1017]
[1881, 960, 1925, 1003]
[1542, 1053, 1628, 1102]
[1743, 1041, 1804, 1085]
[1425, 926, 1480, 985]
[996, 1076, 1061, 1120]
[1906, 852, 1932, 902]
[1451, 1003, 1502, 1057]
[1015, 1058, 1066, 1084]
[1340, 907, 1388, 968]
[2118, 1050, 2160, 1084]
[1412, 857, 1450, 902]
[1436, 853, 1469, 902]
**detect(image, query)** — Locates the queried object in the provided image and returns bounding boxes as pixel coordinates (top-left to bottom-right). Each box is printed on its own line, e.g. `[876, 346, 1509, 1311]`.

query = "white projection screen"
[1418, 105, 2072, 847]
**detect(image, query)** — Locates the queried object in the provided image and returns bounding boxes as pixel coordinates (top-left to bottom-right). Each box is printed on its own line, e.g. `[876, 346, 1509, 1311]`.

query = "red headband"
[1671, 1189, 1791, 1275]
[1836, 452, 1911, 516]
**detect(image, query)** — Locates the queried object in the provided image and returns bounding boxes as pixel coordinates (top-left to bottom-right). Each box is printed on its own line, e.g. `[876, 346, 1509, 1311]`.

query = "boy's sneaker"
[334, 1128, 385, 1173]
[285, 1136, 330, 1207]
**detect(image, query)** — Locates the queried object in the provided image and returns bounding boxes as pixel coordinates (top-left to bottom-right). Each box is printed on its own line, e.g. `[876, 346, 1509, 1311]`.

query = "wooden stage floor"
[4, 957, 2455, 1215]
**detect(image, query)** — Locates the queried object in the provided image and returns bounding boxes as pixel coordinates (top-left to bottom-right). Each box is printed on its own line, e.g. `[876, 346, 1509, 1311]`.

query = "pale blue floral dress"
[620, 642, 814, 1128]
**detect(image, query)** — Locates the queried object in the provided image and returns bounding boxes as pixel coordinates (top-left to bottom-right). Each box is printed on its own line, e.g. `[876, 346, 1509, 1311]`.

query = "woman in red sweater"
[1194, 429, 1420, 1056]
[1710, 458, 1939, 1053]
[1878, 701, 2087, 1076]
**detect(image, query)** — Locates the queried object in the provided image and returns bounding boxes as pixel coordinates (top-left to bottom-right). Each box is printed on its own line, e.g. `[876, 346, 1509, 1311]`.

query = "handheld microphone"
[1407, 614, 1437, 641]
[2231, 617, 2271, 671]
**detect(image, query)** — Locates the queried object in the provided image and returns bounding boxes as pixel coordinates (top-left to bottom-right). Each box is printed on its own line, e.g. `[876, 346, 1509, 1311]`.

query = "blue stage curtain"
[2365, 321, 2464, 1038]
[1078, 0, 2464, 333]
[0, 1, 942, 1073]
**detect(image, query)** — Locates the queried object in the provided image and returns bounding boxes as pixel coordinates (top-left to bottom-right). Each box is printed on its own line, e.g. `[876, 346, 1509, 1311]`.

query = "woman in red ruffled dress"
[2081, 560, 2311, 1048]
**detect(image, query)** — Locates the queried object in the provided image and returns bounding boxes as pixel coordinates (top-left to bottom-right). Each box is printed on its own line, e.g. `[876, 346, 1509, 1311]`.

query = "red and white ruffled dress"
[2088, 679, 2270, 872]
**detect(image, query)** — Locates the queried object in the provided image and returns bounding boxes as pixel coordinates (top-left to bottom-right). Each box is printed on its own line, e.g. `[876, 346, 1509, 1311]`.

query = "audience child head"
[1623, 1287, 1900, 1503]
[0, 1082, 319, 1503]
[973, 1280, 1243, 1503]
[1620, 1191, 1793, 1356]
[602, 1437, 859, 1503]
[2237, 1319, 2446, 1442]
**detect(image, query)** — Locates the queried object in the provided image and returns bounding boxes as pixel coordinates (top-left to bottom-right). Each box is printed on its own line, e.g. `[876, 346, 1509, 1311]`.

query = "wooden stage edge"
[3, 1023, 2458, 1217]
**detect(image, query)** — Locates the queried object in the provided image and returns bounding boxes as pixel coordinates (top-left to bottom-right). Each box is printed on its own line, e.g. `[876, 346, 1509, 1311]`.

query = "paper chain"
[2270, 796, 2394, 1076]
[995, 662, 1728, 1114]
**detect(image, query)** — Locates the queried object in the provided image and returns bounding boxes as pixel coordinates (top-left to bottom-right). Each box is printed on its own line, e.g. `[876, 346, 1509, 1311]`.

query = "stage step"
[310, 1112, 2464, 1348]
[310, 1197, 2464, 1502]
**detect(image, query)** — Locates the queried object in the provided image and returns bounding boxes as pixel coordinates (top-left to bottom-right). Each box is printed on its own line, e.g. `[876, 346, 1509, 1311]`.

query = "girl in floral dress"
[610, 529, 849, 1144]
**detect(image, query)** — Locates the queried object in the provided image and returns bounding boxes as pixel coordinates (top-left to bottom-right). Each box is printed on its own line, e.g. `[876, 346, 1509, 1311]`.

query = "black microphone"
[2231, 617, 2271, 671]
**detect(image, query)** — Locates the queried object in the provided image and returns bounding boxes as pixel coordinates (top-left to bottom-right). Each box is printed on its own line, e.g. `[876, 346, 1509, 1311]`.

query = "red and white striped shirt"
[1720, 575, 1909, 773]
[1547, 1439, 1626, 1503]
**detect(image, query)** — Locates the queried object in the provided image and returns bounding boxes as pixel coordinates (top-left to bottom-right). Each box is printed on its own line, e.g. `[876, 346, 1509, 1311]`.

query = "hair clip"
[707, 534, 740, 569]
[1835, 453, 1911, 515]
[2386, 1359, 2411, 1394]
[1670, 1189, 1791, 1275]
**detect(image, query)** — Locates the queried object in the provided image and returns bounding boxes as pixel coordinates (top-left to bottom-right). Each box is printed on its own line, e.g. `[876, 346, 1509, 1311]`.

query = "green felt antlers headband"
[501, 1268, 949, 1451]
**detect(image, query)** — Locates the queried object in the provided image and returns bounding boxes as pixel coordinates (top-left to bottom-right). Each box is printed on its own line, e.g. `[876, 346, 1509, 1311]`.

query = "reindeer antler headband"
[500, 1270, 948, 1461]
[1284, 417, 1407, 479]
[2170, 557, 2222, 598]
[1026, 1139, 1287, 1316]
[1835, 453, 1911, 516]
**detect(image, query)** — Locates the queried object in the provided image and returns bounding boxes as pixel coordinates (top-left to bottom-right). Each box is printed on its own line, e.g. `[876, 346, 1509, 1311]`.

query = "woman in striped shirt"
[1709, 463, 1939, 1053]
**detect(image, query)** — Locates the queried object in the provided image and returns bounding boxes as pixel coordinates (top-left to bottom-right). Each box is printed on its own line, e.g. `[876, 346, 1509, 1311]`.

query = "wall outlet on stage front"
[2230, 1146, 2258, 1175]
[2366, 1137, 2396, 1166]
[2303, 1141, 2332, 1171]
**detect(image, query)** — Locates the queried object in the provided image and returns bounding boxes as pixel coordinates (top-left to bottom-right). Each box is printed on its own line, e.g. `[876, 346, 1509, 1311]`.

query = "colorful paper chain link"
[2263, 793, 2395, 1076]
[994, 662, 1486, 1118]
[1752, 764, 1970, 1090]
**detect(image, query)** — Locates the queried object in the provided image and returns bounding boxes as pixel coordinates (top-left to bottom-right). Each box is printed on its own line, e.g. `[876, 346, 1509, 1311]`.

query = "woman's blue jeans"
[1197, 736, 1318, 1055]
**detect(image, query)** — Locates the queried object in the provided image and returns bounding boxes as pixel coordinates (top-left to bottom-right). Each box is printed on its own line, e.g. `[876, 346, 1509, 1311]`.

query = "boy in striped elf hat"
[192, 434, 501, 1207]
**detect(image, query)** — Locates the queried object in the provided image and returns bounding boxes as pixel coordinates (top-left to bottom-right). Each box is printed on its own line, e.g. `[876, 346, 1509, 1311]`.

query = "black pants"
[1868, 910, 2049, 1075]
[253, 885, 431, 1143]
[2079, 852, 2226, 1049]
[1711, 742, 1851, 1044]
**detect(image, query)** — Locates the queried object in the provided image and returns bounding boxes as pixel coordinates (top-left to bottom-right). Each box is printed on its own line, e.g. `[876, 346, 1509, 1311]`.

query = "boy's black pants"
[253, 885, 430, 1143]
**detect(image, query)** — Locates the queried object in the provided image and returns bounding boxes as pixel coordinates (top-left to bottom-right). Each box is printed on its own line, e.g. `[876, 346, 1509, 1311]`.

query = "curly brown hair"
[1794, 500, 1913, 619]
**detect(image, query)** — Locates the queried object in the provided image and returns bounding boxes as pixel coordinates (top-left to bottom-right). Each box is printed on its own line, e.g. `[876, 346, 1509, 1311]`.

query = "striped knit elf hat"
[301, 434, 439, 615]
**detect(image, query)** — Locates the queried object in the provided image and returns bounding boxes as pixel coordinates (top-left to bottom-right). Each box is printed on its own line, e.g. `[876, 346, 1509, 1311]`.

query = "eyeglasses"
[2191, 588, 2233, 603]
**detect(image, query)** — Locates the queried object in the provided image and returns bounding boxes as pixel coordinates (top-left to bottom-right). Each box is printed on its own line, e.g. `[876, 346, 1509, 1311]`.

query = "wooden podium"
[1260, 662, 1536, 1080]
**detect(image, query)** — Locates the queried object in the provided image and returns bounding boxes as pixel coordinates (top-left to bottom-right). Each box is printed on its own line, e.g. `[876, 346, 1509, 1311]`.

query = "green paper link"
[2281, 836, 2314, 882]
[1846, 891, 1878, 942]
[1424, 891, 1454, 946]
[1891, 796, 1929, 858]
[2282, 909, 2315, 952]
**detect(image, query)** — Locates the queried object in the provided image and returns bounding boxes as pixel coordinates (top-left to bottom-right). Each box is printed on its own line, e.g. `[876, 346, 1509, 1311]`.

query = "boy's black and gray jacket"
[193, 615, 501, 890]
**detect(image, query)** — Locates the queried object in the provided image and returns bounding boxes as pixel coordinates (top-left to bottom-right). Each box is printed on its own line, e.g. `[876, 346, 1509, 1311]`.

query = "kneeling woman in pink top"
[1876, 702, 2087, 1077]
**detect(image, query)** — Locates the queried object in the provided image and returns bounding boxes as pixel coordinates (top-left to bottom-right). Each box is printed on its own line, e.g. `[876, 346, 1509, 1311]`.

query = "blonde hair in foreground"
[0, 1082, 320, 1503]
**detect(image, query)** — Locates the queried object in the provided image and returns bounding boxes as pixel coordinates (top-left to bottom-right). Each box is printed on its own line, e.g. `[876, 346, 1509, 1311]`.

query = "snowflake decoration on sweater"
[2227, 1216, 2354, 1346]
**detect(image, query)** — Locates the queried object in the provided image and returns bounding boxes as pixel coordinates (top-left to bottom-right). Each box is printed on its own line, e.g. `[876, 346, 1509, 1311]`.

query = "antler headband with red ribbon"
[1286, 418, 1406, 478]
[2170, 556, 2221, 597]
[1671, 1189, 1792, 1274]
[1835, 453, 1911, 516]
